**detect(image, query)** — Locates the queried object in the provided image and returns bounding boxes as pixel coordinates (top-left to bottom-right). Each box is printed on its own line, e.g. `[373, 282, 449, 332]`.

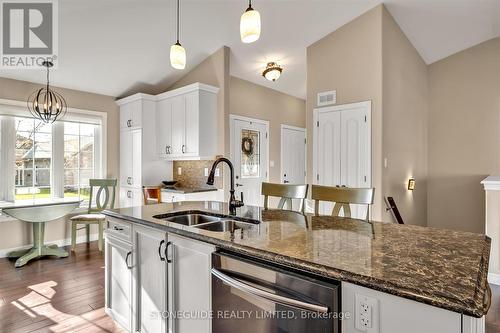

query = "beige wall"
[0, 77, 119, 252]
[381, 8, 429, 226]
[229, 76, 306, 184]
[306, 5, 384, 221]
[428, 37, 500, 233]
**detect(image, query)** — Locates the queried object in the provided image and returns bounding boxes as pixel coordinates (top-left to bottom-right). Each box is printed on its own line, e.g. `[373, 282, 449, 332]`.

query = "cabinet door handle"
[158, 240, 166, 261]
[181, 145, 186, 154]
[127, 190, 132, 198]
[236, 183, 243, 187]
[125, 251, 132, 269]
[165, 241, 173, 263]
[113, 225, 124, 231]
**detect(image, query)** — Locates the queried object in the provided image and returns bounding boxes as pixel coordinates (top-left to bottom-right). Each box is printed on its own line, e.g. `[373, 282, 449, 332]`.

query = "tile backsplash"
[173, 160, 224, 189]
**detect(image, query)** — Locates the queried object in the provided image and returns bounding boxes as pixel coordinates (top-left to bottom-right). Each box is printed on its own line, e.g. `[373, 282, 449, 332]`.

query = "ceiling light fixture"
[170, 0, 186, 69]
[27, 61, 67, 123]
[262, 62, 283, 82]
[240, 0, 261, 43]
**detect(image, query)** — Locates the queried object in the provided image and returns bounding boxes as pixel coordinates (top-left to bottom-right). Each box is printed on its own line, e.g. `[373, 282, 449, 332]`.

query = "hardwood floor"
[0, 241, 124, 333]
[0, 241, 499, 332]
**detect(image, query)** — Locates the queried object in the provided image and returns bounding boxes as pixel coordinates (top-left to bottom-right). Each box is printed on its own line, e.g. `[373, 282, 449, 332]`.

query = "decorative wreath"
[241, 137, 254, 156]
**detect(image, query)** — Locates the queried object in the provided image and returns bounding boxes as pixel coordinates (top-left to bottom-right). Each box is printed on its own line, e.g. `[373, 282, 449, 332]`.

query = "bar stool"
[261, 182, 309, 213]
[311, 185, 374, 221]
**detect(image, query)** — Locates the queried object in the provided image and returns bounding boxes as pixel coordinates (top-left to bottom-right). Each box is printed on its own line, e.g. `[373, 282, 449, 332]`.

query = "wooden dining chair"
[142, 186, 162, 205]
[69, 179, 117, 252]
[311, 185, 374, 221]
[261, 182, 309, 213]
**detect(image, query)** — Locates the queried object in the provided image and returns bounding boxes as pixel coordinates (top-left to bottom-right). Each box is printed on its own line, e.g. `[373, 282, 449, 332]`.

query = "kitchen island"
[103, 201, 490, 333]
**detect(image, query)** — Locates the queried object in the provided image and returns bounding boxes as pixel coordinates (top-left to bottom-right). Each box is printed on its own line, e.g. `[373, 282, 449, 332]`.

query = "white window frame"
[0, 98, 107, 208]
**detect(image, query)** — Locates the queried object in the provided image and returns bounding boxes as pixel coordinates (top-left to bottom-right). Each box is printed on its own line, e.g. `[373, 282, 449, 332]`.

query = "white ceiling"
[0, 0, 498, 99]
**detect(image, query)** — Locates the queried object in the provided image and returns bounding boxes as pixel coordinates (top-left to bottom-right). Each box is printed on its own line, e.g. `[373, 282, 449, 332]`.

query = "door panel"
[132, 129, 142, 188]
[120, 131, 132, 186]
[281, 126, 306, 210]
[156, 99, 173, 156]
[317, 111, 341, 215]
[231, 118, 268, 207]
[135, 226, 167, 333]
[106, 236, 133, 332]
[184, 91, 199, 156]
[169, 234, 214, 333]
[171, 96, 185, 156]
[341, 108, 370, 219]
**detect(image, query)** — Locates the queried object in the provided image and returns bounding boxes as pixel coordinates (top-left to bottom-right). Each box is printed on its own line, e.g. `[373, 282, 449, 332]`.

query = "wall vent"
[317, 90, 336, 107]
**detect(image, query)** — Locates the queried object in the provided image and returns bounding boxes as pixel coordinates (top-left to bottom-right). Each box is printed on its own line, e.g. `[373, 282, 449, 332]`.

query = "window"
[64, 122, 96, 201]
[0, 105, 105, 207]
[14, 118, 52, 201]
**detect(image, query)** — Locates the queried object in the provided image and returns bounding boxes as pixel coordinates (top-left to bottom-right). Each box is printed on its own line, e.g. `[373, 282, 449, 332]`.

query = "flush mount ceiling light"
[262, 62, 283, 82]
[27, 61, 67, 123]
[170, 0, 186, 69]
[240, 0, 261, 43]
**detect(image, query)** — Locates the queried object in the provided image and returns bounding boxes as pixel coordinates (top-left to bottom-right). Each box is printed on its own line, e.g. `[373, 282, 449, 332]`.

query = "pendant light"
[170, 0, 186, 69]
[27, 61, 67, 123]
[240, 0, 261, 43]
[262, 62, 283, 82]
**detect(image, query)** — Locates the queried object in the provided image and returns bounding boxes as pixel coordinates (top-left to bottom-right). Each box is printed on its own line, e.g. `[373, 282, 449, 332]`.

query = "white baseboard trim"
[0, 233, 99, 258]
[488, 273, 500, 285]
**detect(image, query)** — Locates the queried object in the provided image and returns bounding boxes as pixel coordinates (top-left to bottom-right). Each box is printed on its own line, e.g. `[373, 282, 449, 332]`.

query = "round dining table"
[3, 200, 81, 267]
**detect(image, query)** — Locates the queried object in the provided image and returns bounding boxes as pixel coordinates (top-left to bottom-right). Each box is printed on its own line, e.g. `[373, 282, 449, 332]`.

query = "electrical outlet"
[204, 168, 209, 177]
[355, 293, 379, 333]
[177, 167, 182, 175]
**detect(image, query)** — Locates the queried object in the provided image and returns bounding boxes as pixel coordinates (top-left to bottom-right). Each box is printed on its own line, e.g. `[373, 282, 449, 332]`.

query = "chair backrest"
[88, 179, 117, 213]
[261, 182, 309, 213]
[142, 186, 162, 205]
[311, 185, 374, 221]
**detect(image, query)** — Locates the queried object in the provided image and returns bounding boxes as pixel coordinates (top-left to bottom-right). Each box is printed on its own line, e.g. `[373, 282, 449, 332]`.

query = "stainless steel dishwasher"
[211, 252, 340, 333]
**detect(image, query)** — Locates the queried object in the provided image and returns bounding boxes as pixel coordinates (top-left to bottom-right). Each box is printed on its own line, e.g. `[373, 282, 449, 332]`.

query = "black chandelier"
[27, 61, 67, 123]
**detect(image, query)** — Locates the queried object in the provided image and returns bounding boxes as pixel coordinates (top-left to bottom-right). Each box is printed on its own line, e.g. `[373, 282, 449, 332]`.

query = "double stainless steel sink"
[154, 212, 258, 233]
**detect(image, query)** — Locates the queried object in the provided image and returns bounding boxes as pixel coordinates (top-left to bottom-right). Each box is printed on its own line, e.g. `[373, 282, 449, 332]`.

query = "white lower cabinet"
[134, 225, 168, 333]
[106, 219, 214, 333]
[120, 187, 143, 208]
[341, 282, 474, 333]
[168, 233, 215, 333]
[105, 234, 134, 332]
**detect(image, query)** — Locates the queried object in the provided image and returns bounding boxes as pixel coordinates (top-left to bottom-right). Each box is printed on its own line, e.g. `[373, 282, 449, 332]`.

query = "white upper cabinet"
[119, 96, 147, 129]
[117, 94, 173, 206]
[155, 83, 219, 160]
[156, 98, 173, 156]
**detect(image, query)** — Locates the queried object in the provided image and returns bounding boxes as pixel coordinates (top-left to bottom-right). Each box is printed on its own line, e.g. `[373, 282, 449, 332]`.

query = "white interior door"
[341, 106, 371, 219]
[314, 101, 371, 218]
[316, 111, 341, 215]
[281, 125, 306, 210]
[231, 116, 268, 207]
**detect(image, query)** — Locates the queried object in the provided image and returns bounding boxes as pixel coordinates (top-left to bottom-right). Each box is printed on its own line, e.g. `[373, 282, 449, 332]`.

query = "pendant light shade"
[170, 42, 186, 69]
[240, 0, 261, 43]
[170, 0, 186, 69]
[262, 62, 282, 82]
[27, 61, 67, 123]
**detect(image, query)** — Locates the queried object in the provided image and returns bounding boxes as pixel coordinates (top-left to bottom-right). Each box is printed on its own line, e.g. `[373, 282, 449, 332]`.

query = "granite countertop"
[161, 187, 218, 194]
[103, 201, 491, 318]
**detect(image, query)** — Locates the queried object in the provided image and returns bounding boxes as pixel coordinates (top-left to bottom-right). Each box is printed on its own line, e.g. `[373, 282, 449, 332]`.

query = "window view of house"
[14, 118, 52, 201]
[64, 122, 96, 201]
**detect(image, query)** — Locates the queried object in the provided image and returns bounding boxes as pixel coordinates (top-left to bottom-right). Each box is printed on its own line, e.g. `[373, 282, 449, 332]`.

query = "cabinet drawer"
[106, 217, 132, 243]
